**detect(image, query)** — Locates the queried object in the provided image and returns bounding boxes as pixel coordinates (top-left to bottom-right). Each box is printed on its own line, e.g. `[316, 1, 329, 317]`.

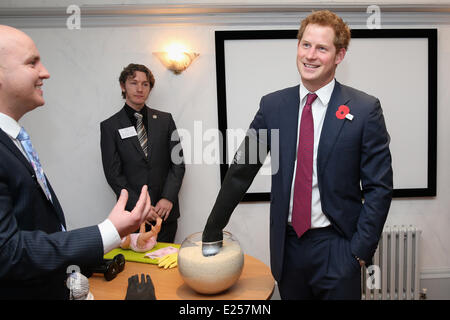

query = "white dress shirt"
[288, 79, 336, 228]
[0, 112, 121, 254]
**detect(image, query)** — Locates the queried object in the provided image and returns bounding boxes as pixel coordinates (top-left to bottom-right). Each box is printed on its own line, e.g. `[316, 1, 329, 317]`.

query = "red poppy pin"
[336, 105, 353, 121]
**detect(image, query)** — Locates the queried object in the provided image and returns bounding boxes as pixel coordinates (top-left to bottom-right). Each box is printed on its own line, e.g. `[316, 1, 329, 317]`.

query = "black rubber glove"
[125, 274, 156, 300]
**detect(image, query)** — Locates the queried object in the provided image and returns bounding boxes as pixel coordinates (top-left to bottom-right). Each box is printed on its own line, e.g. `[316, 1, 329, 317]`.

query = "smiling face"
[0, 26, 50, 120]
[296, 23, 346, 92]
[120, 71, 151, 111]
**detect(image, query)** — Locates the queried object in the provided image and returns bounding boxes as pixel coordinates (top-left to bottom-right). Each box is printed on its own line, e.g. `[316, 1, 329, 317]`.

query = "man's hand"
[155, 198, 173, 221]
[108, 185, 151, 238]
[147, 206, 160, 222]
[354, 255, 366, 267]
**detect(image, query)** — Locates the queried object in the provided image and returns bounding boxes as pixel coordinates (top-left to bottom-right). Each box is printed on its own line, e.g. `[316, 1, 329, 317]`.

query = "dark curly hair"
[119, 63, 155, 99]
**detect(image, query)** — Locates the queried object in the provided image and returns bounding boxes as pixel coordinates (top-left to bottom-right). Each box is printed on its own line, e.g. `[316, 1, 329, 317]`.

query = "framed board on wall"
[215, 29, 437, 201]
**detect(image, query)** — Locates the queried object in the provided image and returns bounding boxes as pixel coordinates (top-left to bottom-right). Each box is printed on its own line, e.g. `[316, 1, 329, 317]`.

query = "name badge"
[118, 126, 137, 139]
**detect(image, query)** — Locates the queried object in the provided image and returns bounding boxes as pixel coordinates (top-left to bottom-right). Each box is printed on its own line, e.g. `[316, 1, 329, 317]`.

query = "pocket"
[325, 238, 333, 275]
[328, 237, 360, 278]
[344, 239, 361, 274]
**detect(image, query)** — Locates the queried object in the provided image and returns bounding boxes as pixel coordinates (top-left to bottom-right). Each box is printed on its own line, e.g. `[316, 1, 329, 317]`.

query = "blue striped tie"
[17, 127, 53, 202]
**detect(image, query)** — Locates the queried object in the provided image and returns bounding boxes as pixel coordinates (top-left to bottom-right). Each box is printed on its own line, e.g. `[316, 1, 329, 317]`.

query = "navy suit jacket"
[0, 129, 104, 299]
[203, 81, 393, 282]
[100, 106, 185, 221]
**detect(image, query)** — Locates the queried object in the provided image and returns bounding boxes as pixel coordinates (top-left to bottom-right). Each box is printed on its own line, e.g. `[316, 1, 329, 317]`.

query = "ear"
[335, 47, 346, 66]
[120, 82, 126, 95]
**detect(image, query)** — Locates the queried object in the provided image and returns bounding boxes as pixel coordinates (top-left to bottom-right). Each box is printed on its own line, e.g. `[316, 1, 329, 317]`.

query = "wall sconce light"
[153, 44, 199, 74]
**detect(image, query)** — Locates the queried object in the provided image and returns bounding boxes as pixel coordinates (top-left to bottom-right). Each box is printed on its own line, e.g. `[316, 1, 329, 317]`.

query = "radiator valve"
[419, 288, 428, 300]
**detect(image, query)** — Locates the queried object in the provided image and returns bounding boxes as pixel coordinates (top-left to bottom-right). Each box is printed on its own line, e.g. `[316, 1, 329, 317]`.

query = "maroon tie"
[292, 93, 318, 238]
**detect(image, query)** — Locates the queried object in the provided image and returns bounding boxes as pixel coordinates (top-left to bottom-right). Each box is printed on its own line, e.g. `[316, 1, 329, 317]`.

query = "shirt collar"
[124, 103, 147, 121]
[0, 112, 21, 139]
[124, 103, 147, 114]
[299, 78, 336, 106]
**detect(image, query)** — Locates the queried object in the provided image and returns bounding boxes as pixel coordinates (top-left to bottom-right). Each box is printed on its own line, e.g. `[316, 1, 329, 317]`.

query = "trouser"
[153, 219, 178, 243]
[278, 225, 361, 300]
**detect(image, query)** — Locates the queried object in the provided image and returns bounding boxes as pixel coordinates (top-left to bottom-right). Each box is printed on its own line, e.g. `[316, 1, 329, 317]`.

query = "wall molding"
[421, 267, 450, 280]
[1, 4, 450, 28]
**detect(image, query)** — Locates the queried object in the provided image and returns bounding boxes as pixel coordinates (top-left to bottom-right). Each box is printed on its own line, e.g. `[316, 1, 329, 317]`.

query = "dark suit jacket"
[203, 81, 393, 282]
[100, 106, 185, 222]
[0, 129, 104, 299]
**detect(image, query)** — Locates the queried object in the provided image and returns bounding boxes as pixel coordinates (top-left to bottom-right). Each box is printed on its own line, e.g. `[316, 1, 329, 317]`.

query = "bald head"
[0, 25, 50, 121]
[0, 24, 26, 35]
[0, 25, 31, 66]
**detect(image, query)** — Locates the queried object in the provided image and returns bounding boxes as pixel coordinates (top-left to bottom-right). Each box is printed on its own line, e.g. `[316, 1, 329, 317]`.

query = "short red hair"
[297, 10, 351, 51]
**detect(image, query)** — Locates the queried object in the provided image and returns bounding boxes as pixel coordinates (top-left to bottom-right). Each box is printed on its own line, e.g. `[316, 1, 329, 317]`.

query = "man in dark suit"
[101, 64, 185, 243]
[203, 10, 393, 299]
[0, 25, 152, 299]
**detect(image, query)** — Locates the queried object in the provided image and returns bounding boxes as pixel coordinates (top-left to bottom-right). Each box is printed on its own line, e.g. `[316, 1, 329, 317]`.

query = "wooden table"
[90, 254, 274, 300]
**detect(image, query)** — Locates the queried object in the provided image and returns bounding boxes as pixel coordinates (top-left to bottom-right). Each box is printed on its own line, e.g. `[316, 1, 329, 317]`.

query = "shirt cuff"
[98, 219, 122, 254]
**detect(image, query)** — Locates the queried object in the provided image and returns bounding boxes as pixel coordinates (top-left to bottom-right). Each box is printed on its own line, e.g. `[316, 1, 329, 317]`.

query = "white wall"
[1, 2, 450, 283]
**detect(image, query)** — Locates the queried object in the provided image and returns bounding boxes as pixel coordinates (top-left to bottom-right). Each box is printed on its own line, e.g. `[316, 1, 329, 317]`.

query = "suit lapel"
[0, 128, 66, 226]
[0, 128, 35, 176]
[146, 107, 161, 161]
[317, 81, 351, 174]
[117, 108, 148, 160]
[45, 178, 67, 229]
[279, 85, 301, 196]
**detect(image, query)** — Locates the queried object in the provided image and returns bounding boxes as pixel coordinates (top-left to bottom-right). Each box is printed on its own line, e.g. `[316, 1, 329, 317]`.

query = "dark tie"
[134, 112, 148, 157]
[292, 93, 318, 238]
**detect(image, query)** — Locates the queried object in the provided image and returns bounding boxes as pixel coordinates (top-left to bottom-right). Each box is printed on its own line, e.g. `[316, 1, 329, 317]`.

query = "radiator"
[361, 225, 422, 300]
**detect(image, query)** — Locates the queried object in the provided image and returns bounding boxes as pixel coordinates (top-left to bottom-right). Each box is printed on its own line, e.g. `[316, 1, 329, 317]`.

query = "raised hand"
[108, 185, 151, 238]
